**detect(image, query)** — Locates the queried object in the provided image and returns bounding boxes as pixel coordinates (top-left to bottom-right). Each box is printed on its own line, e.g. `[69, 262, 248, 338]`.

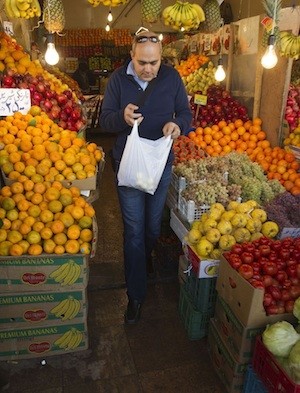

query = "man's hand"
[124, 104, 144, 126]
[162, 122, 181, 140]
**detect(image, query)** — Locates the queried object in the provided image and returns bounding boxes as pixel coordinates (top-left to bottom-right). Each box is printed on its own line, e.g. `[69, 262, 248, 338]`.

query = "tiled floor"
[0, 131, 224, 393]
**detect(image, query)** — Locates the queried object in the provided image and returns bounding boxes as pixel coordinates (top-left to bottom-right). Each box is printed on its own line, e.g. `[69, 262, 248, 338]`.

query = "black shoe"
[124, 299, 141, 325]
[147, 257, 156, 279]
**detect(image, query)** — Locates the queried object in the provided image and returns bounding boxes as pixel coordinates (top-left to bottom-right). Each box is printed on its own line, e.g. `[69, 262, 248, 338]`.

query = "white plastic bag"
[117, 120, 173, 195]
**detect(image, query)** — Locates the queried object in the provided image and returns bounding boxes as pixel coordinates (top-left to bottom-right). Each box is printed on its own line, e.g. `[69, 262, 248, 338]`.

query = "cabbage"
[262, 321, 300, 358]
[293, 297, 300, 322]
[288, 340, 300, 383]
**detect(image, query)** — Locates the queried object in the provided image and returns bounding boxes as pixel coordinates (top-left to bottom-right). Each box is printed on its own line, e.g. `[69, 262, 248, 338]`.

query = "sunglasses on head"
[135, 36, 159, 43]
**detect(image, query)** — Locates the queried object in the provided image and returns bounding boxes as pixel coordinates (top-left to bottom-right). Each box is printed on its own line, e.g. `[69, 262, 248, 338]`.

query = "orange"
[40, 227, 53, 240]
[40, 209, 54, 224]
[51, 220, 65, 234]
[80, 228, 93, 242]
[26, 230, 41, 244]
[64, 239, 80, 254]
[67, 224, 81, 240]
[43, 239, 56, 254]
[54, 245, 65, 254]
[7, 230, 23, 244]
[28, 244, 43, 256]
[44, 187, 60, 202]
[9, 243, 24, 256]
[53, 232, 68, 246]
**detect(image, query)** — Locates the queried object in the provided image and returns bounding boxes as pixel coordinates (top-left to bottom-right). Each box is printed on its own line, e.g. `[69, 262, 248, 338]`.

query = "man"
[100, 29, 192, 324]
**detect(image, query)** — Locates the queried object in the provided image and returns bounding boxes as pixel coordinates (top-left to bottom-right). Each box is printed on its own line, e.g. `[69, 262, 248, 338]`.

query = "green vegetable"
[289, 340, 300, 383]
[293, 297, 300, 322]
[262, 321, 300, 358]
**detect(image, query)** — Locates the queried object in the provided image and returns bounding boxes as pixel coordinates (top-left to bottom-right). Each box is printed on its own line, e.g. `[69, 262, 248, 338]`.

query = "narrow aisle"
[0, 131, 224, 393]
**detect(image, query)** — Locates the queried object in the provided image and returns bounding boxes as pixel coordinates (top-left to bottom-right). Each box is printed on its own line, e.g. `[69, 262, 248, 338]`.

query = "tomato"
[275, 270, 288, 283]
[248, 279, 264, 289]
[253, 248, 261, 261]
[267, 285, 282, 300]
[242, 242, 256, 254]
[252, 262, 261, 273]
[285, 300, 295, 313]
[280, 248, 291, 261]
[229, 254, 242, 270]
[259, 237, 272, 246]
[265, 305, 281, 315]
[282, 279, 292, 289]
[289, 285, 300, 299]
[231, 244, 243, 255]
[271, 239, 282, 252]
[262, 275, 274, 287]
[263, 293, 273, 307]
[297, 264, 300, 279]
[238, 264, 254, 280]
[286, 265, 297, 278]
[281, 289, 292, 302]
[276, 259, 287, 271]
[262, 262, 278, 276]
[258, 245, 271, 257]
[241, 252, 254, 265]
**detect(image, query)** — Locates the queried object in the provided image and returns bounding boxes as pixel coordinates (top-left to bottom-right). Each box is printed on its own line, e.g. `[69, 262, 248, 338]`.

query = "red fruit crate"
[253, 336, 300, 393]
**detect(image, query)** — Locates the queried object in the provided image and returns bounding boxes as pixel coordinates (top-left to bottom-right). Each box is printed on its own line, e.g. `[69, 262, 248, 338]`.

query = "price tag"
[194, 94, 207, 106]
[3, 22, 13, 36]
[261, 16, 275, 33]
[280, 228, 300, 239]
[0, 89, 31, 116]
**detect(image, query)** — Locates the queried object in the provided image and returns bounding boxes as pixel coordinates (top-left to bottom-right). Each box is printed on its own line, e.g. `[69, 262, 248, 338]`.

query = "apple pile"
[1, 71, 85, 132]
[224, 236, 300, 315]
[190, 85, 249, 128]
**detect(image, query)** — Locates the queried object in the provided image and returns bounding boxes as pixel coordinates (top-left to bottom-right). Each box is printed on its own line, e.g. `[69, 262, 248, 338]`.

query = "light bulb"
[214, 58, 226, 82]
[44, 42, 59, 66]
[158, 33, 163, 41]
[107, 11, 113, 22]
[105, 23, 110, 32]
[261, 35, 278, 69]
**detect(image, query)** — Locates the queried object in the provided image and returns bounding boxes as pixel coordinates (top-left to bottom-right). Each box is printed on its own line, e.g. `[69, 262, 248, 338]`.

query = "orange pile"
[188, 117, 300, 195]
[0, 107, 103, 184]
[175, 54, 210, 77]
[0, 180, 95, 256]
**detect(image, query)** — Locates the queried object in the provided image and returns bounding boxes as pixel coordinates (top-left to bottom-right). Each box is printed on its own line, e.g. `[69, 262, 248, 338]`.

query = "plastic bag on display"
[117, 120, 173, 195]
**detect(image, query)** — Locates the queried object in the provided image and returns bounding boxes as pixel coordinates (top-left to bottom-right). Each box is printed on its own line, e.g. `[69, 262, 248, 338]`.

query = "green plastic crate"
[184, 270, 217, 312]
[178, 285, 213, 340]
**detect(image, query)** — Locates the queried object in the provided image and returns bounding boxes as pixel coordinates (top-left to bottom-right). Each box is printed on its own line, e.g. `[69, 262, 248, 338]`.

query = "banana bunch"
[5, 0, 41, 19]
[54, 328, 83, 350]
[279, 31, 300, 60]
[49, 260, 81, 286]
[50, 296, 81, 321]
[87, 0, 128, 7]
[162, 1, 205, 32]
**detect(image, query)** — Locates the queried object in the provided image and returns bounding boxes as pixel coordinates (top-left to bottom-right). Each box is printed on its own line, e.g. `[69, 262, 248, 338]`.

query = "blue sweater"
[99, 62, 192, 162]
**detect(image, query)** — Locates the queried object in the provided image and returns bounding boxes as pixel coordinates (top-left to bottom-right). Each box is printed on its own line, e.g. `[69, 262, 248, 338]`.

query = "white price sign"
[0, 89, 31, 116]
[3, 22, 14, 36]
[280, 227, 300, 239]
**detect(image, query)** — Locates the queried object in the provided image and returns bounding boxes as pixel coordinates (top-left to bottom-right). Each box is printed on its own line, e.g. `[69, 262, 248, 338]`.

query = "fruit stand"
[0, 0, 299, 391]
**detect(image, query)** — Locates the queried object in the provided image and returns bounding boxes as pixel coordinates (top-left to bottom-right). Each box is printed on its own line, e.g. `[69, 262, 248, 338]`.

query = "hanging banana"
[162, 1, 205, 32]
[279, 31, 300, 61]
[4, 0, 41, 19]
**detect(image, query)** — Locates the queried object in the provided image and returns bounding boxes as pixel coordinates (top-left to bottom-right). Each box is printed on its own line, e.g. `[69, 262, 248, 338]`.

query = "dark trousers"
[116, 163, 172, 302]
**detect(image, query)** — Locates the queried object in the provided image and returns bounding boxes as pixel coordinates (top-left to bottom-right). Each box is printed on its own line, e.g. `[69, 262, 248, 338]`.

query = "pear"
[206, 228, 221, 244]
[221, 210, 236, 221]
[203, 218, 218, 233]
[219, 234, 236, 251]
[246, 218, 262, 234]
[230, 213, 248, 228]
[251, 208, 267, 223]
[250, 232, 264, 241]
[235, 202, 253, 214]
[227, 201, 240, 211]
[261, 221, 279, 238]
[195, 238, 214, 258]
[217, 220, 233, 235]
[210, 248, 222, 260]
[208, 208, 222, 221]
[211, 203, 225, 213]
[187, 228, 201, 245]
[190, 220, 200, 230]
[233, 228, 251, 243]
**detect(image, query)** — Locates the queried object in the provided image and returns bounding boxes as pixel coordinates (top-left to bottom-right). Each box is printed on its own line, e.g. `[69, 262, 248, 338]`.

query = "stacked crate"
[0, 254, 90, 360]
[208, 255, 296, 393]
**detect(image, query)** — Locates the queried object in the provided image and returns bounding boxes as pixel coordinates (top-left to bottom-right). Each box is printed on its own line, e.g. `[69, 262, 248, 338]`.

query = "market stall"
[0, 0, 299, 391]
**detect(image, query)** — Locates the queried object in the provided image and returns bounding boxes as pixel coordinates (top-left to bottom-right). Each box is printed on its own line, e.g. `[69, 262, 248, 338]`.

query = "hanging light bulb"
[261, 34, 278, 69]
[44, 34, 59, 66]
[107, 10, 113, 22]
[105, 23, 110, 32]
[214, 57, 226, 82]
[158, 33, 163, 41]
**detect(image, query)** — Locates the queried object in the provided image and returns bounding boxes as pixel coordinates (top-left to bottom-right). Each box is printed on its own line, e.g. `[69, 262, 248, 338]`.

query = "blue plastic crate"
[243, 365, 267, 393]
[184, 270, 217, 313]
